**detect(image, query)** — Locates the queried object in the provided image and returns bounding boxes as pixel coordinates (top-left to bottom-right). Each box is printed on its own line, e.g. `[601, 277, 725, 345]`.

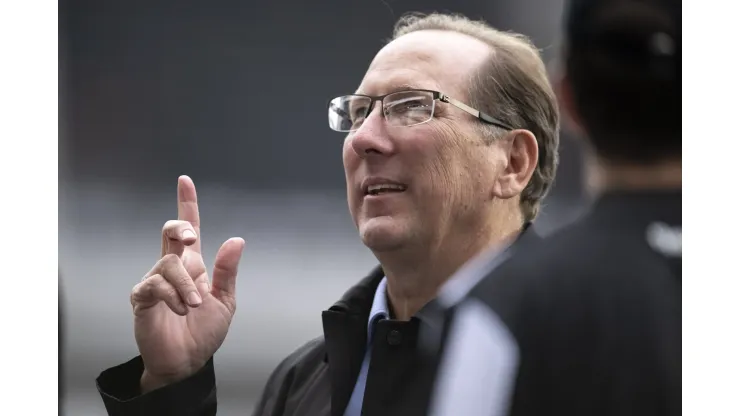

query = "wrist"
[140, 369, 184, 394]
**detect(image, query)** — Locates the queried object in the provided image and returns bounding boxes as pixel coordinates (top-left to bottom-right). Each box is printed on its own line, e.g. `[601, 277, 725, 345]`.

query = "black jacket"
[96, 266, 443, 416]
[425, 190, 681, 416]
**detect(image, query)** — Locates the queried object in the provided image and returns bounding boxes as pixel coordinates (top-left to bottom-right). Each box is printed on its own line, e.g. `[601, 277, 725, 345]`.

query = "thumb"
[210, 237, 245, 312]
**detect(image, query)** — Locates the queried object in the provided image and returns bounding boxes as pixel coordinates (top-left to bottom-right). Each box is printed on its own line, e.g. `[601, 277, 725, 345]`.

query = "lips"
[361, 177, 408, 196]
[366, 183, 407, 195]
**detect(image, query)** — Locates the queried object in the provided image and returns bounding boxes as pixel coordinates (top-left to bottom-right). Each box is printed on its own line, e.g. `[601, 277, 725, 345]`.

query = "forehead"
[357, 30, 492, 97]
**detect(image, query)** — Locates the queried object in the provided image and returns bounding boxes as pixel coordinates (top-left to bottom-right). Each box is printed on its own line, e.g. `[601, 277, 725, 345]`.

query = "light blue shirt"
[343, 277, 389, 416]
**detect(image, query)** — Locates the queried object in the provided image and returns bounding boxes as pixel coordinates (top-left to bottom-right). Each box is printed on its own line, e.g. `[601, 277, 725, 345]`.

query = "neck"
[585, 154, 682, 196]
[376, 209, 523, 321]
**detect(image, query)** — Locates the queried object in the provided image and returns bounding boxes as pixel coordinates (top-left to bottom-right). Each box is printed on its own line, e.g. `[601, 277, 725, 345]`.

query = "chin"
[358, 216, 409, 252]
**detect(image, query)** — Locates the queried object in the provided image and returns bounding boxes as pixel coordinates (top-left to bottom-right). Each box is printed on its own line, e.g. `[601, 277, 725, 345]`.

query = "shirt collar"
[367, 276, 389, 344]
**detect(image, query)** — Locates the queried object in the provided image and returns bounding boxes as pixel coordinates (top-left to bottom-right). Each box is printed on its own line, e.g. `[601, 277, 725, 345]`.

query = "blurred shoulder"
[273, 336, 327, 376]
[474, 216, 677, 313]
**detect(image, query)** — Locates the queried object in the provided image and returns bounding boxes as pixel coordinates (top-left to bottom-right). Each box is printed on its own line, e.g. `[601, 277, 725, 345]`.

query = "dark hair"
[565, 0, 680, 163]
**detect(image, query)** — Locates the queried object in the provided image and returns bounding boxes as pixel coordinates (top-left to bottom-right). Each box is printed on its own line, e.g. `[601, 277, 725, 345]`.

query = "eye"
[385, 96, 431, 115]
[352, 106, 369, 120]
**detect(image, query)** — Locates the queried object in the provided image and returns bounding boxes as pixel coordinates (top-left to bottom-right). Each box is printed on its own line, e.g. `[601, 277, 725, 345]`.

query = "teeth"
[367, 184, 406, 193]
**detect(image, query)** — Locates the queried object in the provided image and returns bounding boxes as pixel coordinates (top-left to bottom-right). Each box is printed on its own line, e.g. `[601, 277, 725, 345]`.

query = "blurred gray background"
[59, 0, 584, 414]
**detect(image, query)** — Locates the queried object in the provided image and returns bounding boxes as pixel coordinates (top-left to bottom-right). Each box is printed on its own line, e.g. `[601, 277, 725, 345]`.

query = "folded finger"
[158, 253, 202, 307]
[131, 274, 189, 316]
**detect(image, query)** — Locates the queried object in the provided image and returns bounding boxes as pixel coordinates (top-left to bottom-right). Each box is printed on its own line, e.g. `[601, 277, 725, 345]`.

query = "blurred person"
[95, 12, 560, 416]
[424, 1, 681, 415]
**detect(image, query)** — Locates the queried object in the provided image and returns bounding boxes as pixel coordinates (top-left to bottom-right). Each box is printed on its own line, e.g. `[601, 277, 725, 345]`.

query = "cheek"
[342, 138, 360, 181]
[411, 133, 471, 207]
[341, 137, 353, 168]
[342, 139, 360, 215]
[418, 137, 494, 212]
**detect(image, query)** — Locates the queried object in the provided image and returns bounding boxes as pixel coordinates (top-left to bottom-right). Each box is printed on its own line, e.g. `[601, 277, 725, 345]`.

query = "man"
[95, 12, 560, 416]
[426, 1, 680, 415]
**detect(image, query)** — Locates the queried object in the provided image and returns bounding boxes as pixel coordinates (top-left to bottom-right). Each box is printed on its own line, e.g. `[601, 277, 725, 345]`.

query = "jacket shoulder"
[278, 336, 326, 375]
[252, 336, 327, 415]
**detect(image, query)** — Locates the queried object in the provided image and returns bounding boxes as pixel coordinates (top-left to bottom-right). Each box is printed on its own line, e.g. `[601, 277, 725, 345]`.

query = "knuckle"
[162, 220, 182, 235]
[131, 282, 141, 297]
[131, 278, 151, 304]
[161, 252, 178, 262]
[143, 275, 178, 302]
[142, 273, 161, 288]
[130, 286, 139, 306]
[159, 258, 193, 287]
[160, 253, 181, 268]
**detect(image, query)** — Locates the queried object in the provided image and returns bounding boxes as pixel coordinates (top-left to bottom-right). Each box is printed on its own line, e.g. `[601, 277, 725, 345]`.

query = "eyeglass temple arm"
[440, 94, 515, 131]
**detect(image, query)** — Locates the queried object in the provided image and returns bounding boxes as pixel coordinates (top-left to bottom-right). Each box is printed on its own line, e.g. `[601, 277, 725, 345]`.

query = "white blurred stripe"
[437, 247, 510, 308]
[429, 299, 519, 416]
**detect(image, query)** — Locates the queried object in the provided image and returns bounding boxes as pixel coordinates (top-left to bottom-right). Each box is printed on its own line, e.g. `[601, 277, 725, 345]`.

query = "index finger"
[178, 175, 201, 253]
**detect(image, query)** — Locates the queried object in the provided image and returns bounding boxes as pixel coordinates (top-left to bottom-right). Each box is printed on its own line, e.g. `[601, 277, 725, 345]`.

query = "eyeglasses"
[327, 88, 514, 132]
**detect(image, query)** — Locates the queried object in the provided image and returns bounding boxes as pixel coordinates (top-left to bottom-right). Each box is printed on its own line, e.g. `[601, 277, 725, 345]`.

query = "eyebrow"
[390, 83, 423, 92]
[355, 83, 429, 96]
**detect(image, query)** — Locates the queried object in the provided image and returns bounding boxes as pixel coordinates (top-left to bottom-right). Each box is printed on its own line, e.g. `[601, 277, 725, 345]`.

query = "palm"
[133, 176, 244, 383]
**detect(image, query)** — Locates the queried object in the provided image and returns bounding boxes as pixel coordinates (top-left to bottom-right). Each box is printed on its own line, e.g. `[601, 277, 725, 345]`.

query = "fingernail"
[187, 291, 202, 306]
[182, 230, 196, 240]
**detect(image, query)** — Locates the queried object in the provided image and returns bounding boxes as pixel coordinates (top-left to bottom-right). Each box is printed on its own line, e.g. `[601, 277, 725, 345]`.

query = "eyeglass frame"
[327, 88, 515, 132]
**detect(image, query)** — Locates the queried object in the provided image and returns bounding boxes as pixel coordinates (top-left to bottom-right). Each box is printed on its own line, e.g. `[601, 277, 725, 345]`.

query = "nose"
[350, 106, 396, 158]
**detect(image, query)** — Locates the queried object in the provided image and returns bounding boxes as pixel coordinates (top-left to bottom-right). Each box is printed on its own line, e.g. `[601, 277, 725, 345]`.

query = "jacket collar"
[321, 266, 384, 416]
[327, 265, 385, 316]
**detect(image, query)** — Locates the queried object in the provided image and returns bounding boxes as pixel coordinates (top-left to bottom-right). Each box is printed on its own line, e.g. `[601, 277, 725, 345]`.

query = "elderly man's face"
[343, 30, 507, 253]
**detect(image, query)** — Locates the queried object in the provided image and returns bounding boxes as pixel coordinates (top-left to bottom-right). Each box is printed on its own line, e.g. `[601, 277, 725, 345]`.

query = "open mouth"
[365, 183, 408, 196]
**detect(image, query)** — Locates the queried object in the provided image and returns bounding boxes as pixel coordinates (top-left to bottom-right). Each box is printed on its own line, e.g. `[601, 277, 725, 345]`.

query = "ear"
[556, 73, 587, 136]
[492, 129, 539, 200]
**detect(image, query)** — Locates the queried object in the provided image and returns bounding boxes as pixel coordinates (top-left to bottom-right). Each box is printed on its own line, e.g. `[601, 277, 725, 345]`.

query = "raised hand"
[130, 176, 245, 392]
